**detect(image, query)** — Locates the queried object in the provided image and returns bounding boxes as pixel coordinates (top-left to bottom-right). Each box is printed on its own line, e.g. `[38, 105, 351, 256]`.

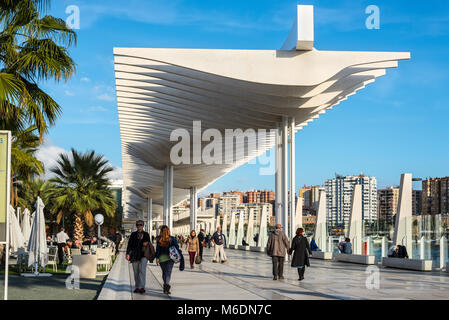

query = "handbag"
[195, 254, 201, 264]
[169, 240, 181, 264]
[143, 241, 156, 263]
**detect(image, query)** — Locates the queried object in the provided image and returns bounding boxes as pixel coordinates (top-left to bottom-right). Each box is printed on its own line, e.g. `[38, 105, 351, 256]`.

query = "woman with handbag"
[186, 230, 200, 268]
[126, 220, 151, 294]
[155, 225, 180, 295]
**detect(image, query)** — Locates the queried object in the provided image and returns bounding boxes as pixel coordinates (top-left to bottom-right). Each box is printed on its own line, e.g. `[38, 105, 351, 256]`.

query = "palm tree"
[0, 0, 76, 137]
[17, 177, 51, 209]
[49, 149, 117, 241]
[10, 124, 43, 206]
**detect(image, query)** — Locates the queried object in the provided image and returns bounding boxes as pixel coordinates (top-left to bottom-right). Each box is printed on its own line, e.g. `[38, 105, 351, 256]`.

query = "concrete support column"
[288, 117, 296, 240]
[147, 198, 152, 236]
[163, 165, 174, 230]
[190, 186, 198, 232]
[281, 116, 289, 238]
[275, 124, 282, 225]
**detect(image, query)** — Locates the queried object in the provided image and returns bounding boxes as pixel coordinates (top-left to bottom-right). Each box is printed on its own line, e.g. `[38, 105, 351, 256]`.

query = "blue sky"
[38, 0, 449, 193]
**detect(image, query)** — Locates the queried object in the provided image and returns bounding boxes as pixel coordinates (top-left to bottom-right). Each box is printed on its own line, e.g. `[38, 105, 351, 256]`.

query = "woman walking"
[186, 230, 200, 268]
[155, 225, 180, 295]
[288, 228, 312, 281]
[126, 220, 151, 293]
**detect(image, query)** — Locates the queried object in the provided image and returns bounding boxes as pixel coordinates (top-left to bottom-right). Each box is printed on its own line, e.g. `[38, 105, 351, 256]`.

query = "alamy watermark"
[170, 121, 277, 175]
[365, 265, 380, 290]
[65, 265, 80, 290]
[365, 5, 380, 30]
[65, 5, 80, 30]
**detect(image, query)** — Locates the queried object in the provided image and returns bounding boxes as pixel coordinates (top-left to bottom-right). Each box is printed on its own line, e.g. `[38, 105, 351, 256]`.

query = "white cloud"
[65, 90, 75, 96]
[97, 93, 115, 102]
[107, 166, 123, 180]
[80, 77, 91, 82]
[35, 140, 71, 179]
[86, 106, 109, 113]
[36, 140, 122, 181]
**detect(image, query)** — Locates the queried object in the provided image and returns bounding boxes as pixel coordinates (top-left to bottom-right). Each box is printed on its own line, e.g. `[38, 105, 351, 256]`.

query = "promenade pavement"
[99, 245, 449, 300]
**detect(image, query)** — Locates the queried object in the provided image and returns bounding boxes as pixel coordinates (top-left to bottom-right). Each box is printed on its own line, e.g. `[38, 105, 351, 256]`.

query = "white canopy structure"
[114, 5, 410, 235]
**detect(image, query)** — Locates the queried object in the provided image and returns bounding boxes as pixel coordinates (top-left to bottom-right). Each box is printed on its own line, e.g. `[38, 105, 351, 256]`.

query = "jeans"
[272, 256, 285, 277]
[131, 257, 148, 289]
[160, 260, 174, 285]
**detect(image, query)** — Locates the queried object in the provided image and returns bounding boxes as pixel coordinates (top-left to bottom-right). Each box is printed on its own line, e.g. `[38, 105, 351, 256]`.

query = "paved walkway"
[99, 246, 449, 300]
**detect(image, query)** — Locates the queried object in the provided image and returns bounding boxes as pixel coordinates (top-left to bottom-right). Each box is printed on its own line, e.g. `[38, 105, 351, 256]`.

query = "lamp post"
[94, 214, 104, 246]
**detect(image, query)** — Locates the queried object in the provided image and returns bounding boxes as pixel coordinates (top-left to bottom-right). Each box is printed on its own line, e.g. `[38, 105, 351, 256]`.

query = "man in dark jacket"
[266, 224, 290, 280]
[114, 231, 122, 254]
[126, 220, 150, 294]
[289, 228, 312, 281]
[197, 229, 206, 259]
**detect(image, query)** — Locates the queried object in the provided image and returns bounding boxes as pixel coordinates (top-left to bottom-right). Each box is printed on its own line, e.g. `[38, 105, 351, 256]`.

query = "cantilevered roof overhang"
[114, 6, 410, 221]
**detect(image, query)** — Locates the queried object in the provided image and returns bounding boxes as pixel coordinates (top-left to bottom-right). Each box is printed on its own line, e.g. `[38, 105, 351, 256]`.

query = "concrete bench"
[237, 245, 250, 251]
[382, 257, 433, 271]
[310, 251, 333, 260]
[250, 246, 266, 253]
[228, 244, 238, 250]
[334, 253, 377, 265]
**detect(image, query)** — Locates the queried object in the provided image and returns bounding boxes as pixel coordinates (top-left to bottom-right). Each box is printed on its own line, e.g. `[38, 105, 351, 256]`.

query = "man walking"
[212, 227, 227, 263]
[266, 224, 290, 280]
[114, 231, 122, 255]
[197, 228, 206, 259]
[56, 227, 69, 265]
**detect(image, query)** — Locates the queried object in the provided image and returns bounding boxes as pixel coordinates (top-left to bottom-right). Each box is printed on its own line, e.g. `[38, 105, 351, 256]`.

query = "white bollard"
[420, 236, 426, 260]
[381, 236, 387, 258]
[440, 236, 448, 270]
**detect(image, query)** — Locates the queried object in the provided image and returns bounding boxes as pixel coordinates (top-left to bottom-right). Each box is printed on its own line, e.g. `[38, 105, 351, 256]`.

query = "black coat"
[288, 235, 312, 267]
[126, 231, 150, 262]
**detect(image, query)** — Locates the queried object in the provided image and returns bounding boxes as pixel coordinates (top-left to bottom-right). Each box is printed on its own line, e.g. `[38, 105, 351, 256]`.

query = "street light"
[94, 214, 104, 246]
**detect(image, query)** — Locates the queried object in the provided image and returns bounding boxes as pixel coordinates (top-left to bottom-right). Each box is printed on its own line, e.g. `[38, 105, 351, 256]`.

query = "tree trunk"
[74, 213, 84, 241]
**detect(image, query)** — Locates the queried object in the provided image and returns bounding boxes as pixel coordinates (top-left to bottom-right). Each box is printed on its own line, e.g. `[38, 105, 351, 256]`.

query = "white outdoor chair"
[96, 248, 112, 271]
[47, 246, 58, 272]
[71, 248, 81, 256]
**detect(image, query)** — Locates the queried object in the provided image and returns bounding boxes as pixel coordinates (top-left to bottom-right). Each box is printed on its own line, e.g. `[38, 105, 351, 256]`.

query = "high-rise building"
[246, 190, 274, 204]
[325, 174, 378, 225]
[412, 190, 422, 216]
[422, 177, 449, 215]
[218, 194, 241, 216]
[377, 187, 399, 222]
[299, 185, 322, 214]
[223, 191, 244, 204]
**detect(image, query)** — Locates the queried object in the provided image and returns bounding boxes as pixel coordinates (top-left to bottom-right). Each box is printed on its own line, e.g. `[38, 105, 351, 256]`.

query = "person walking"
[126, 220, 151, 294]
[186, 230, 200, 268]
[155, 225, 181, 295]
[343, 238, 353, 254]
[197, 229, 206, 259]
[114, 231, 122, 255]
[212, 227, 227, 263]
[289, 228, 312, 281]
[310, 237, 320, 252]
[56, 227, 69, 265]
[266, 224, 290, 280]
